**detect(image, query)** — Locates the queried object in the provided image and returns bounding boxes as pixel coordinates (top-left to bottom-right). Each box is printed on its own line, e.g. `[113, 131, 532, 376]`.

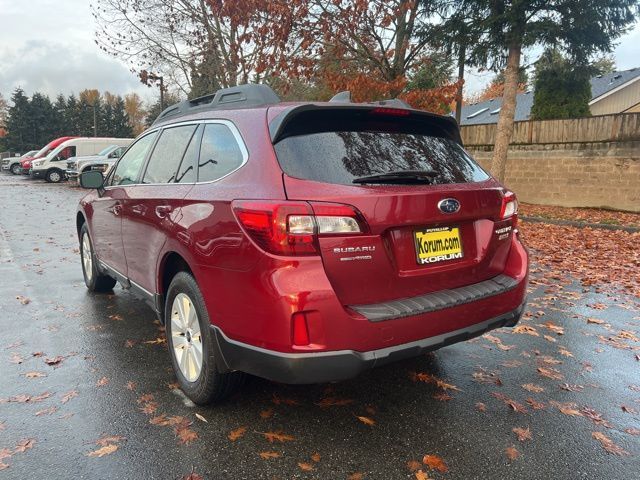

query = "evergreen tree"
[53, 94, 70, 136]
[111, 97, 134, 137]
[530, 49, 592, 120]
[145, 92, 180, 127]
[5, 88, 32, 151]
[65, 94, 81, 135]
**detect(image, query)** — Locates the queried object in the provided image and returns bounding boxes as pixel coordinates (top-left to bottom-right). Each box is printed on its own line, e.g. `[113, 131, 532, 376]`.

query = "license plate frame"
[414, 226, 464, 265]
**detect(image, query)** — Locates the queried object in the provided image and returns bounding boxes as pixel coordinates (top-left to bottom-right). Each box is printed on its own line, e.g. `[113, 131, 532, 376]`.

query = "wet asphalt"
[0, 174, 638, 480]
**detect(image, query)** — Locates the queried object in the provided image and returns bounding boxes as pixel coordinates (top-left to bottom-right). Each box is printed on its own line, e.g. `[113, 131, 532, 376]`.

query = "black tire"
[165, 271, 244, 405]
[10, 163, 21, 175]
[45, 168, 64, 183]
[80, 223, 117, 292]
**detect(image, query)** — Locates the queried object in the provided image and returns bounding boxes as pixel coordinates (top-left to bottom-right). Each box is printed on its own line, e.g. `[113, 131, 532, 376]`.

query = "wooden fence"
[460, 112, 640, 146]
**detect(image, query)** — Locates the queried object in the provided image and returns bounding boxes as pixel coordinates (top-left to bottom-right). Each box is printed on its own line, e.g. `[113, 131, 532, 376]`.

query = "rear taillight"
[232, 200, 368, 256]
[500, 191, 518, 220]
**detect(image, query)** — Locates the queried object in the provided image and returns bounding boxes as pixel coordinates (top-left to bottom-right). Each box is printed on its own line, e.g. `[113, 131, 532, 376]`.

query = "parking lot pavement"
[1, 174, 638, 480]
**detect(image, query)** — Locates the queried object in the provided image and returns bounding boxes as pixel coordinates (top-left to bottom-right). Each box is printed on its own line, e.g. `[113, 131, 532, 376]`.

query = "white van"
[30, 137, 134, 183]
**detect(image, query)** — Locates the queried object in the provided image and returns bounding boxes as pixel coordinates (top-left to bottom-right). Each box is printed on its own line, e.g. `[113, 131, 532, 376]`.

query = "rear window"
[273, 114, 489, 186]
[274, 111, 489, 185]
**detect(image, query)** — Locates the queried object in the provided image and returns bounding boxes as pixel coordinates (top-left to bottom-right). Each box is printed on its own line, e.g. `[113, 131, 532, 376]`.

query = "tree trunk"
[491, 42, 522, 182]
[455, 44, 466, 125]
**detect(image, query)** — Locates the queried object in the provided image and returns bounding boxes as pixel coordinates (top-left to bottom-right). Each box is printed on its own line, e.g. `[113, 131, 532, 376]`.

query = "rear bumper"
[212, 301, 525, 384]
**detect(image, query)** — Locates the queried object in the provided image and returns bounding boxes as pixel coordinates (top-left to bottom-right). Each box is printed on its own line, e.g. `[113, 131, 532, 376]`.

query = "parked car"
[66, 144, 131, 183]
[2, 150, 38, 174]
[30, 137, 134, 183]
[77, 84, 528, 405]
[19, 137, 78, 175]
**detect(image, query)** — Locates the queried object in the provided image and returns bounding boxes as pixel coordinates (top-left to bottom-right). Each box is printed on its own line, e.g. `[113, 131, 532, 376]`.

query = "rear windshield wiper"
[352, 170, 438, 185]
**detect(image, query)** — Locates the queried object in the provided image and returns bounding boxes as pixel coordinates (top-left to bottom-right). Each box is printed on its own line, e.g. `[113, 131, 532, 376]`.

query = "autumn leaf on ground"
[347, 473, 364, 480]
[505, 446, 520, 460]
[16, 295, 30, 305]
[143, 337, 166, 345]
[23, 371, 46, 379]
[492, 392, 528, 413]
[624, 428, 640, 436]
[298, 462, 314, 471]
[259, 408, 274, 419]
[262, 431, 295, 443]
[410, 372, 461, 391]
[537, 367, 563, 380]
[86, 444, 118, 458]
[513, 427, 532, 442]
[228, 426, 247, 442]
[140, 402, 158, 415]
[558, 348, 574, 357]
[407, 460, 422, 472]
[14, 439, 35, 453]
[35, 406, 58, 416]
[259, 451, 280, 460]
[422, 454, 448, 473]
[472, 370, 502, 386]
[592, 432, 629, 456]
[587, 317, 605, 325]
[475, 402, 487, 412]
[513, 325, 539, 336]
[126, 381, 137, 391]
[108, 314, 123, 321]
[60, 390, 78, 404]
[526, 398, 546, 410]
[311, 452, 321, 462]
[195, 413, 208, 423]
[96, 377, 109, 387]
[10, 352, 23, 364]
[356, 415, 375, 426]
[271, 393, 299, 406]
[181, 471, 204, 480]
[483, 333, 514, 351]
[44, 356, 65, 366]
[176, 427, 198, 445]
[415, 470, 432, 480]
[315, 397, 354, 408]
[521, 383, 544, 393]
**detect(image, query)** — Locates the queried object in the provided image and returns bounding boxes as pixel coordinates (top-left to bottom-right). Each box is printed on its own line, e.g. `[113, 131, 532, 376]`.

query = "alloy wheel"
[82, 233, 93, 282]
[171, 293, 203, 382]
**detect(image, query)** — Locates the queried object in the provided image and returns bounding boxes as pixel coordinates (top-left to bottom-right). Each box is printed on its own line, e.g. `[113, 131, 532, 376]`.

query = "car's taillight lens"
[232, 200, 367, 256]
[500, 191, 518, 220]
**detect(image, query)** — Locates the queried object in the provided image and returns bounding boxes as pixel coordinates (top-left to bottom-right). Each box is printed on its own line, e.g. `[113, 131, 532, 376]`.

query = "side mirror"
[80, 170, 105, 189]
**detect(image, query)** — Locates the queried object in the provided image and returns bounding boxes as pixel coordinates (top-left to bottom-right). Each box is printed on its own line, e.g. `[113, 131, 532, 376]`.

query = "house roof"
[458, 68, 640, 125]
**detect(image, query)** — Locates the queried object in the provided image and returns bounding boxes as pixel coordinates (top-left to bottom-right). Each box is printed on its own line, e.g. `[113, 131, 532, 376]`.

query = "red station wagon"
[77, 84, 528, 404]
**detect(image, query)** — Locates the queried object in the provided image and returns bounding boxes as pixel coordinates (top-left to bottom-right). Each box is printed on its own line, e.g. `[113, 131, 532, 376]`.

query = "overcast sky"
[1, 0, 639, 104]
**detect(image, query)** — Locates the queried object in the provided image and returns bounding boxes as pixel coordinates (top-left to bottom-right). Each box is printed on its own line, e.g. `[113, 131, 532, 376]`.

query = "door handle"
[131, 204, 144, 215]
[108, 202, 122, 216]
[155, 205, 173, 218]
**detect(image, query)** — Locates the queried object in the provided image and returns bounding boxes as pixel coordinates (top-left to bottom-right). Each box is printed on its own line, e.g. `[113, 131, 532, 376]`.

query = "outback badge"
[438, 198, 460, 214]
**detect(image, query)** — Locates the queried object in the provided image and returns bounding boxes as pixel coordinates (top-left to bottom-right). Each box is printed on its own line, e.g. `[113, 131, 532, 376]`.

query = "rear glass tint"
[274, 131, 489, 186]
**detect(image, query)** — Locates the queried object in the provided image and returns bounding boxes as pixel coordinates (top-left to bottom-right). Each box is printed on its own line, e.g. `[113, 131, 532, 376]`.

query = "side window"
[142, 125, 197, 184]
[111, 132, 157, 186]
[198, 123, 244, 182]
[175, 125, 202, 184]
[57, 146, 76, 161]
[112, 147, 125, 158]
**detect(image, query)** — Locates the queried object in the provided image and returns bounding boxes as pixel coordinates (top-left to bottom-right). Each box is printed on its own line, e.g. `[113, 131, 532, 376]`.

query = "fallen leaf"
[95, 436, 125, 447]
[513, 427, 532, 442]
[176, 427, 198, 445]
[86, 444, 118, 458]
[262, 431, 295, 443]
[475, 402, 487, 412]
[558, 348, 574, 357]
[543, 335, 557, 343]
[23, 371, 46, 379]
[96, 377, 109, 387]
[228, 426, 247, 442]
[347, 473, 364, 480]
[415, 470, 431, 480]
[14, 439, 35, 453]
[259, 408, 274, 419]
[526, 398, 546, 410]
[505, 446, 520, 460]
[259, 451, 280, 459]
[592, 432, 629, 456]
[271, 393, 299, 406]
[537, 367, 563, 380]
[624, 428, 640, 436]
[315, 397, 354, 408]
[61, 390, 78, 404]
[298, 462, 314, 471]
[587, 317, 605, 325]
[407, 460, 422, 472]
[181, 472, 203, 480]
[356, 416, 376, 426]
[521, 383, 544, 393]
[422, 454, 448, 473]
[126, 381, 136, 391]
[195, 413, 208, 423]
[9, 352, 23, 364]
[311, 452, 321, 462]
[16, 295, 30, 305]
[44, 356, 65, 366]
[513, 325, 539, 336]
[35, 406, 58, 416]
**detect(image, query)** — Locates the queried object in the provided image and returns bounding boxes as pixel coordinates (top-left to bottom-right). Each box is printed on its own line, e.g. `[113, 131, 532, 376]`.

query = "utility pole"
[148, 73, 165, 110]
[93, 103, 97, 137]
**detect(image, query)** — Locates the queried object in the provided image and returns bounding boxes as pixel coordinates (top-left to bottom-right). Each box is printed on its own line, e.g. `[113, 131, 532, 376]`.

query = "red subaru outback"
[77, 85, 528, 404]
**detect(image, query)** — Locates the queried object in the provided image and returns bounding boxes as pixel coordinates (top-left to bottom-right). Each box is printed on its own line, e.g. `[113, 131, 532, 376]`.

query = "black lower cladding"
[212, 302, 525, 385]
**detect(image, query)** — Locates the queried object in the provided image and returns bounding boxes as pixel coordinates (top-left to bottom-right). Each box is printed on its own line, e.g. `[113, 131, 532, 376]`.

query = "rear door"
[121, 124, 200, 293]
[272, 107, 512, 306]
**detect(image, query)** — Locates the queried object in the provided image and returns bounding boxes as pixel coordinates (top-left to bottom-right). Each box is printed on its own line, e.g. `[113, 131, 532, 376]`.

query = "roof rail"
[328, 90, 411, 109]
[151, 84, 281, 126]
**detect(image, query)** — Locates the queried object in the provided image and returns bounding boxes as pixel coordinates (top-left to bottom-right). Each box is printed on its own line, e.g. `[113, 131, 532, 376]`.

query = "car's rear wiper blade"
[352, 170, 438, 184]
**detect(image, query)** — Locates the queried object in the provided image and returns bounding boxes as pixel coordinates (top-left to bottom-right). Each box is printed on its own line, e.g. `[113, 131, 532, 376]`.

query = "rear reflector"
[292, 312, 310, 346]
[232, 200, 368, 256]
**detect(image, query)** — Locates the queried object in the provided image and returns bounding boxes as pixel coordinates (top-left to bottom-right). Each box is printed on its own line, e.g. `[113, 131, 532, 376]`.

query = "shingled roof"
[458, 68, 640, 126]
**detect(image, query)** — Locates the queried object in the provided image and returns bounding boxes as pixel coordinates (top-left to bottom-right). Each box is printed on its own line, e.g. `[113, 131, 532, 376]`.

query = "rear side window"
[143, 125, 197, 184]
[175, 125, 202, 184]
[112, 132, 157, 186]
[198, 124, 244, 182]
[275, 132, 489, 186]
